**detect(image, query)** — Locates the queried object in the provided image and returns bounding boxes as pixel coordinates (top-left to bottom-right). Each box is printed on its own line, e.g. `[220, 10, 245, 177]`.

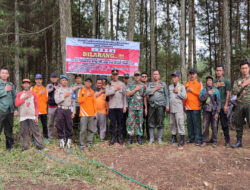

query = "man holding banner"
[106, 69, 127, 146]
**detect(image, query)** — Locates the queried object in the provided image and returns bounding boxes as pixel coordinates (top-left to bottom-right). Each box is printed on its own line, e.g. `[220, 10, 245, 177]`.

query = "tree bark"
[235, 0, 241, 49]
[14, 0, 20, 91]
[150, 0, 156, 76]
[145, 0, 149, 74]
[59, 0, 72, 75]
[110, 0, 114, 40]
[188, 0, 194, 70]
[104, 0, 109, 39]
[92, 0, 98, 38]
[247, 0, 250, 48]
[127, 0, 136, 41]
[193, 3, 197, 69]
[180, 0, 186, 82]
[218, 1, 224, 66]
[223, 0, 231, 79]
[139, 0, 144, 70]
[116, 0, 120, 40]
[206, 0, 212, 75]
[166, 0, 171, 82]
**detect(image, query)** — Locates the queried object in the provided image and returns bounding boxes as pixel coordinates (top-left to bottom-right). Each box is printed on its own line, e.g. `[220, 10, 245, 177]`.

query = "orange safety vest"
[78, 87, 96, 117]
[32, 85, 48, 114]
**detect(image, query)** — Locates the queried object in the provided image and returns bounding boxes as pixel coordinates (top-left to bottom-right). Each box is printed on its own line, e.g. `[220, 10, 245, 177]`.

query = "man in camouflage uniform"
[145, 70, 169, 144]
[126, 71, 146, 145]
[232, 61, 250, 148]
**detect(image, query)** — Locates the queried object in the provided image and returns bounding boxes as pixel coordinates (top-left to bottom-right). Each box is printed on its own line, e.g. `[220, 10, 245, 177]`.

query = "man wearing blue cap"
[55, 74, 75, 149]
[168, 72, 187, 148]
[32, 74, 49, 142]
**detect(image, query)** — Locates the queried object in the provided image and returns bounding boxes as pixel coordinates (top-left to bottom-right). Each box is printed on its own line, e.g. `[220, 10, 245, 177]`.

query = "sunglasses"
[141, 76, 147, 78]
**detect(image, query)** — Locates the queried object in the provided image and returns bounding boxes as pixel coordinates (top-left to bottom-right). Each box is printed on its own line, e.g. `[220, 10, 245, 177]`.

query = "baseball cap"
[134, 71, 141, 76]
[35, 74, 42, 79]
[84, 77, 92, 82]
[189, 69, 197, 74]
[60, 74, 69, 80]
[112, 69, 119, 75]
[171, 72, 180, 77]
[50, 72, 58, 78]
[124, 73, 129, 78]
[22, 78, 31, 83]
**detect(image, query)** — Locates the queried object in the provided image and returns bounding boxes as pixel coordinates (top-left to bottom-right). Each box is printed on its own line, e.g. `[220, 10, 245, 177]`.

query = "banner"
[66, 37, 140, 76]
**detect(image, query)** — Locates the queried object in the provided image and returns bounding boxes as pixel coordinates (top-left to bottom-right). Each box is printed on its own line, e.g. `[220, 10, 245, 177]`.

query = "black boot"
[232, 137, 243, 148]
[6, 137, 13, 151]
[127, 135, 133, 145]
[117, 136, 123, 145]
[109, 136, 115, 146]
[137, 135, 144, 145]
[169, 135, 177, 144]
[178, 135, 185, 147]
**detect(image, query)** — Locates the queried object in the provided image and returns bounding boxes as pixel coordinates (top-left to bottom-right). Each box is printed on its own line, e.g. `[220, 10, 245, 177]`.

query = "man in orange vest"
[32, 74, 48, 142]
[78, 78, 97, 150]
[184, 69, 203, 146]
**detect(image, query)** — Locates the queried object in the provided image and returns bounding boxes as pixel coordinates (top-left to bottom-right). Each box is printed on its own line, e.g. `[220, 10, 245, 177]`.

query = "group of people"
[0, 60, 249, 152]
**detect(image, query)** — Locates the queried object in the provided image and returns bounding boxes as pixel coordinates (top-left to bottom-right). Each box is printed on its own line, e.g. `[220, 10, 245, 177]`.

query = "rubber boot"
[232, 137, 243, 148]
[169, 135, 177, 144]
[126, 135, 133, 146]
[157, 128, 163, 144]
[149, 128, 154, 144]
[6, 137, 13, 151]
[117, 135, 123, 145]
[178, 135, 185, 147]
[109, 136, 115, 146]
[137, 135, 144, 145]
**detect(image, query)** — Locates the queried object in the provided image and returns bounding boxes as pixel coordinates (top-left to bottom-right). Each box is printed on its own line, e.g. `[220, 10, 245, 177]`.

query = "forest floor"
[0, 120, 250, 190]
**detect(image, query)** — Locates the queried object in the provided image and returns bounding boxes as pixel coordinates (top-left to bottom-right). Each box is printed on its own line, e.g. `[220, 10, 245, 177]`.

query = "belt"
[58, 105, 71, 110]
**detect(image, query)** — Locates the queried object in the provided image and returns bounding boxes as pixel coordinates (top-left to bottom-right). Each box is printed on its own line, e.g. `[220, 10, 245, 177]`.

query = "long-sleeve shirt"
[169, 83, 187, 113]
[54, 86, 75, 114]
[105, 80, 127, 109]
[232, 76, 250, 104]
[145, 81, 169, 107]
[78, 87, 96, 117]
[71, 83, 83, 107]
[0, 80, 17, 113]
[32, 85, 48, 114]
[15, 90, 38, 122]
[183, 79, 203, 110]
[199, 86, 221, 115]
[46, 82, 60, 107]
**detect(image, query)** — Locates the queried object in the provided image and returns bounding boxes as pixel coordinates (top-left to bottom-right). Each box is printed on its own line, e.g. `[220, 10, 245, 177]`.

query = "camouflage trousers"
[127, 109, 143, 136]
[233, 103, 250, 138]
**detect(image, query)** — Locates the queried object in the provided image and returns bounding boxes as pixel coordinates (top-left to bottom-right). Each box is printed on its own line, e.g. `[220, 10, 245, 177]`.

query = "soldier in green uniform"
[126, 71, 146, 145]
[232, 61, 250, 148]
[145, 70, 169, 144]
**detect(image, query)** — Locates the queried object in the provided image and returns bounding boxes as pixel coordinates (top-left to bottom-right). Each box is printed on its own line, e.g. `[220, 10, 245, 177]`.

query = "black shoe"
[137, 136, 144, 145]
[169, 135, 177, 144]
[178, 135, 185, 147]
[232, 138, 242, 149]
[207, 139, 214, 144]
[186, 139, 194, 144]
[127, 136, 133, 146]
[109, 137, 115, 146]
[117, 136, 123, 145]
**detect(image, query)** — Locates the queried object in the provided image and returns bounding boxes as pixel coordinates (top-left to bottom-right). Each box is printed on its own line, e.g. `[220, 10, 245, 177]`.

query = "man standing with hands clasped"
[145, 70, 169, 144]
[232, 61, 250, 148]
[106, 69, 127, 146]
[168, 72, 187, 148]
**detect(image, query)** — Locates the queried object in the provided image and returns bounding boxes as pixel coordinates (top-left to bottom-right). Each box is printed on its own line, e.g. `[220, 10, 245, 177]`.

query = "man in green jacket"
[0, 67, 18, 151]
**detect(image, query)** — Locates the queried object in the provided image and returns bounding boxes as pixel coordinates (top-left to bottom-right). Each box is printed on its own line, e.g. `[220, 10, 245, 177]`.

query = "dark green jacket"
[0, 80, 17, 113]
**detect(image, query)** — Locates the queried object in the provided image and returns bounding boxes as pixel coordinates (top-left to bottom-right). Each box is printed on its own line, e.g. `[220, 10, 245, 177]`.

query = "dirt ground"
[84, 128, 250, 190]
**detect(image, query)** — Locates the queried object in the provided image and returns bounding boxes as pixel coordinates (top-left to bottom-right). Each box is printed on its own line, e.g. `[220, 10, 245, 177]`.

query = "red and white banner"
[66, 37, 140, 76]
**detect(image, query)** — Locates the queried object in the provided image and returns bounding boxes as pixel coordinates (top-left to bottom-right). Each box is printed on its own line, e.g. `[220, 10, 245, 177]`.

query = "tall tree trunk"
[180, 0, 186, 82]
[110, 0, 114, 40]
[188, 0, 194, 70]
[206, 0, 212, 75]
[213, 0, 218, 67]
[150, 0, 155, 76]
[235, 0, 241, 49]
[155, 0, 158, 69]
[14, 0, 20, 91]
[127, 0, 136, 41]
[104, 0, 109, 39]
[218, 1, 224, 66]
[166, 0, 171, 83]
[247, 0, 250, 48]
[193, 3, 197, 69]
[139, 0, 144, 70]
[145, 0, 149, 74]
[78, 0, 81, 37]
[51, 4, 57, 73]
[59, 0, 72, 75]
[92, 0, 98, 38]
[223, 0, 231, 79]
[116, 0, 120, 40]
